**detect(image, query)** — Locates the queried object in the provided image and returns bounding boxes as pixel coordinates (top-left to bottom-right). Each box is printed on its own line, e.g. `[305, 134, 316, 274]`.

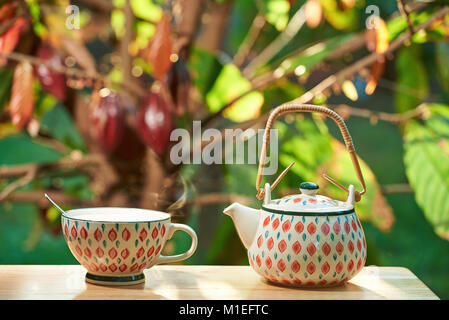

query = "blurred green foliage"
[1, 0, 449, 299]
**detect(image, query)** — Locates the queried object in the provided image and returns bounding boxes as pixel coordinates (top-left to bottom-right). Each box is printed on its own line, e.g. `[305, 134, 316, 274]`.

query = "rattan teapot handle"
[256, 103, 366, 202]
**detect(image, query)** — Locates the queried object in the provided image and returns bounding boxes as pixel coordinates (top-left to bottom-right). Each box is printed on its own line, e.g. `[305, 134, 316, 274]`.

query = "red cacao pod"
[136, 92, 173, 156]
[89, 89, 125, 154]
[35, 43, 67, 101]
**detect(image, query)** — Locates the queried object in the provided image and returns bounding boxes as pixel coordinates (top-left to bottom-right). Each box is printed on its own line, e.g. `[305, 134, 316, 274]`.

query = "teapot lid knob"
[299, 182, 319, 196]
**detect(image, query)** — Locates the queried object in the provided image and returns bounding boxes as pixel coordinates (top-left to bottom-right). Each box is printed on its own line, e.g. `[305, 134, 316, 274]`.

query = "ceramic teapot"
[224, 103, 367, 287]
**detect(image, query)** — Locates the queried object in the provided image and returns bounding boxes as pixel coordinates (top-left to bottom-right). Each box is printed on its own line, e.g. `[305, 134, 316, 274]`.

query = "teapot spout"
[223, 203, 260, 249]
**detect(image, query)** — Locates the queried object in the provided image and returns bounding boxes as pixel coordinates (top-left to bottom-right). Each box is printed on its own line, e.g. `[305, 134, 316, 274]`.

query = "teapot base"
[85, 272, 145, 286]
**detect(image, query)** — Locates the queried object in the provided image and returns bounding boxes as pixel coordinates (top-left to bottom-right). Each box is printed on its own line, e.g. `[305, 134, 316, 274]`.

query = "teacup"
[61, 207, 198, 285]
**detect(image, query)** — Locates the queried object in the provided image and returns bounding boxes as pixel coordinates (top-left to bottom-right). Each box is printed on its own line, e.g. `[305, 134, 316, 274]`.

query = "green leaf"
[276, 116, 394, 230]
[263, 0, 290, 31]
[387, 9, 446, 43]
[263, 78, 305, 111]
[207, 64, 247, 112]
[271, 33, 354, 76]
[277, 116, 333, 183]
[0, 133, 62, 165]
[435, 42, 449, 94]
[404, 107, 449, 239]
[40, 103, 86, 151]
[206, 64, 264, 122]
[320, 0, 358, 31]
[130, 0, 162, 22]
[111, 9, 125, 38]
[0, 203, 76, 264]
[394, 44, 428, 113]
[134, 21, 156, 50]
[320, 139, 394, 231]
[188, 46, 223, 98]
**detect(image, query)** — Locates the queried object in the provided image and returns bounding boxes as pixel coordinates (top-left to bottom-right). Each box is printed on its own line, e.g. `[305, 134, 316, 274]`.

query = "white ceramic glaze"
[61, 207, 198, 286]
[224, 183, 366, 287]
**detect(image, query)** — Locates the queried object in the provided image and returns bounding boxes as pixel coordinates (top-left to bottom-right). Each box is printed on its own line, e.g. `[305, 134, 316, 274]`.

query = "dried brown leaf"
[365, 58, 385, 95]
[9, 61, 35, 130]
[365, 17, 389, 53]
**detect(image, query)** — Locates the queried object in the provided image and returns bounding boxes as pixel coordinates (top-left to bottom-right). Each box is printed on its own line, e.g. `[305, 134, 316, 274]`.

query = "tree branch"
[0, 153, 119, 202]
[121, 0, 134, 88]
[0, 51, 146, 98]
[243, 5, 306, 78]
[330, 103, 430, 124]
[397, 0, 415, 36]
[5, 190, 102, 208]
[233, 14, 266, 67]
[287, 6, 449, 105]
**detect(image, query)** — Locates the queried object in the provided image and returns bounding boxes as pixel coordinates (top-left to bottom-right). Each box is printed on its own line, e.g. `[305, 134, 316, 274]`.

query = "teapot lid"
[262, 182, 355, 215]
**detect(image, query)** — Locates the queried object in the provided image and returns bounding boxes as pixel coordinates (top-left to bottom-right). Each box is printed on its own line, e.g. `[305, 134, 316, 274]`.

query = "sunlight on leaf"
[206, 64, 263, 122]
[320, 0, 358, 31]
[111, 9, 125, 38]
[342, 80, 358, 101]
[318, 139, 394, 231]
[276, 116, 393, 231]
[223, 92, 264, 122]
[263, 0, 290, 31]
[404, 106, 449, 240]
[272, 34, 353, 76]
[130, 0, 162, 23]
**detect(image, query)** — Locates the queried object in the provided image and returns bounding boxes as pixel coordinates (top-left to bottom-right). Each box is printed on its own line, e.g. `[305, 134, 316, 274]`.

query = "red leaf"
[142, 14, 173, 80]
[35, 43, 67, 101]
[0, 17, 27, 67]
[10, 61, 35, 130]
[136, 92, 173, 155]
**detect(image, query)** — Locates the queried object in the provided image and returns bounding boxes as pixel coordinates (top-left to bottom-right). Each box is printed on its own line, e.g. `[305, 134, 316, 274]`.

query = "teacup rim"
[62, 207, 171, 223]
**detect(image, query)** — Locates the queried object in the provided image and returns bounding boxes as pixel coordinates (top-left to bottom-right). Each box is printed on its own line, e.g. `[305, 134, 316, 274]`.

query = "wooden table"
[0, 265, 439, 300]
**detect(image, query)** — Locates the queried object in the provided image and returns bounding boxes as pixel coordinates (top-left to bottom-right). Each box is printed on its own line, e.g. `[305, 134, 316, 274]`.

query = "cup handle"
[155, 223, 198, 265]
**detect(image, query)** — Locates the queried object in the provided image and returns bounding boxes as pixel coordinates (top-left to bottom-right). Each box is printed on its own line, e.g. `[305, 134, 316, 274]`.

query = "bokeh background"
[1, 0, 449, 298]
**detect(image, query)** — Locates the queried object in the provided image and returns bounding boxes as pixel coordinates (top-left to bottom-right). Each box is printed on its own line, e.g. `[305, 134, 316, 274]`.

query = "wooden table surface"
[0, 265, 439, 300]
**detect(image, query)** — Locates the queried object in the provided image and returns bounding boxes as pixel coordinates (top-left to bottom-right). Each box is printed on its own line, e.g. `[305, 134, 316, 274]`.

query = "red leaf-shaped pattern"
[9, 61, 35, 129]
